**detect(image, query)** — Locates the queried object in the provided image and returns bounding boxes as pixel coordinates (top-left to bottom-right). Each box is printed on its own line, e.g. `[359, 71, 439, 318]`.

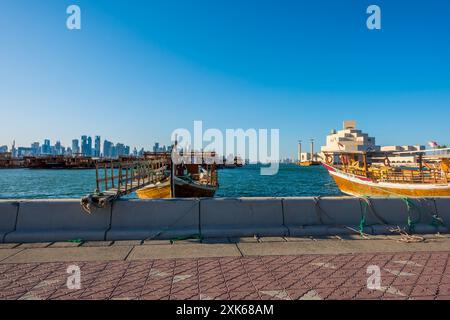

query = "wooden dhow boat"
[322, 151, 450, 197]
[136, 162, 218, 199]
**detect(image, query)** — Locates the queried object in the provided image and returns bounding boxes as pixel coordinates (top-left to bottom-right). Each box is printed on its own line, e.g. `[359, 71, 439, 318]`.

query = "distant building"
[152, 142, 167, 153]
[81, 136, 88, 156]
[320, 121, 426, 166]
[115, 143, 130, 157]
[299, 153, 316, 162]
[87, 136, 93, 156]
[41, 139, 51, 155]
[94, 136, 101, 157]
[1, 136, 142, 160]
[18, 147, 33, 157]
[321, 120, 379, 154]
[103, 140, 111, 158]
[31, 142, 40, 156]
[72, 139, 80, 155]
[54, 141, 63, 155]
[380, 145, 425, 152]
[298, 140, 320, 163]
[379, 145, 426, 166]
[11, 141, 17, 157]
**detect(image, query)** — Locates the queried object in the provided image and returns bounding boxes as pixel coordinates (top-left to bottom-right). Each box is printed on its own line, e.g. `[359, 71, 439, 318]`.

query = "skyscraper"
[42, 139, 51, 155]
[31, 142, 40, 156]
[103, 140, 113, 158]
[116, 143, 126, 157]
[72, 139, 80, 155]
[81, 136, 88, 156]
[87, 136, 92, 157]
[54, 141, 62, 155]
[94, 136, 101, 157]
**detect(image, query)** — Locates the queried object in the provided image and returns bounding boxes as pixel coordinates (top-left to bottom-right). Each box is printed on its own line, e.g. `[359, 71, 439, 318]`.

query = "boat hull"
[324, 164, 450, 197]
[298, 161, 321, 167]
[174, 178, 217, 198]
[136, 180, 171, 199]
[136, 177, 216, 199]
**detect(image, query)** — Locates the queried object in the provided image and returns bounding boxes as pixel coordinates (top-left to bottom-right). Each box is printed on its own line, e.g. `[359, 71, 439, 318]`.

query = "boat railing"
[340, 166, 449, 185]
[94, 158, 169, 196]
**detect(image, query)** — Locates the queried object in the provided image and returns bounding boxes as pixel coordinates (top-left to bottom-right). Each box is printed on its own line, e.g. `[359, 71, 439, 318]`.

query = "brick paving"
[0, 251, 449, 300]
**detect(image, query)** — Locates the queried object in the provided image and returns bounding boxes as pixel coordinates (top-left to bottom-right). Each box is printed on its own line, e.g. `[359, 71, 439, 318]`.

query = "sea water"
[0, 164, 342, 199]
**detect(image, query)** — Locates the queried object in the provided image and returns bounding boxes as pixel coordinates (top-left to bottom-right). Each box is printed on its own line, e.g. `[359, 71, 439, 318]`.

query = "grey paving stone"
[1, 246, 133, 263]
[17, 243, 52, 249]
[49, 242, 82, 248]
[172, 238, 202, 244]
[0, 249, 23, 262]
[143, 240, 172, 245]
[228, 237, 259, 243]
[284, 237, 313, 242]
[0, 243, 20, 249]
[112, 240, 143, 246]
[258, 237, 286, 242]
[128, 244, 241, 260]
[82, 241, 113, 247]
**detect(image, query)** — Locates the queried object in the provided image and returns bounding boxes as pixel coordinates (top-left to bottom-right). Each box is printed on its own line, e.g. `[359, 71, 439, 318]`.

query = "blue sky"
[0, 0, 449, 157]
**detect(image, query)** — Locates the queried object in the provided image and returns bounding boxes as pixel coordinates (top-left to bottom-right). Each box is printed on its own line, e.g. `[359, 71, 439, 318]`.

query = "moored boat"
[298, 160, 321, 167]
[136, 162, 218, 199]
[136, 178, 171, 199]
[322, 151, 450, 197]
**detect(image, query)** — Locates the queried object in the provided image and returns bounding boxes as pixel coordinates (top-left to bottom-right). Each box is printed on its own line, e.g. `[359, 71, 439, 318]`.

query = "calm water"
[0, 164, 342, 199]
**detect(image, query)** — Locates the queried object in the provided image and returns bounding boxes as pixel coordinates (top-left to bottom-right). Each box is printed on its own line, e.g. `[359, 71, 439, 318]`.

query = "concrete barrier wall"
[1, 197, 450, 243]
[200, 198, 287, 237]
[4, 200, 110, 243]
[283, 197, 327, 236]
[434, 198, 450, 223]
[283, 197, 372, 236]
[364, 198, 445, 235]
[107, 199, 199, 240]
[0, 201, 19, 243]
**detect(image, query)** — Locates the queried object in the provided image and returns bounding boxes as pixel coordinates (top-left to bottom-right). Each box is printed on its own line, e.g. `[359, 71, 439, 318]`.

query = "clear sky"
[1, 0, 449, 157]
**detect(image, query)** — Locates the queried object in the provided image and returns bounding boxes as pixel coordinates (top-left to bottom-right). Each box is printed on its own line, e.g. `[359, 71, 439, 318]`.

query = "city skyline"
[1, 1, 450, 158]
[0, 135, 169, 159]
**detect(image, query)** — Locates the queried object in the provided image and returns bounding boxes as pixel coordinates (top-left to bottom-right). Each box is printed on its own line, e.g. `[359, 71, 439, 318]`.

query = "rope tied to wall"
[80, 192, 118, 214]
[359, 197, 368, 236]
[401, 197, 422, 233]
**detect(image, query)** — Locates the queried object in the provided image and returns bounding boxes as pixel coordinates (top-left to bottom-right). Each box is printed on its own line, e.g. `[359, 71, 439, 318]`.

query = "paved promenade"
[1, 235, 450, 300]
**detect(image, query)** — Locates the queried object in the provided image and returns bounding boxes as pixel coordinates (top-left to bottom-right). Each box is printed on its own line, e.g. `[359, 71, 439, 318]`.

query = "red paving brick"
[0, 251, 449, 300]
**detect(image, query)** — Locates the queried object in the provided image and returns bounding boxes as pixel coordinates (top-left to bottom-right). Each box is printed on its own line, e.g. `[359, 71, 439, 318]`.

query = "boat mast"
[171, 135, 178, 198]
[363, 152, 368, 177]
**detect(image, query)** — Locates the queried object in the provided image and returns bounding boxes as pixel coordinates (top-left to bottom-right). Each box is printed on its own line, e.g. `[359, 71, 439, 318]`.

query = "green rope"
[169, 234, 203, 244]
[431, 214, 445, 228]
[68, 239, 83, 243]
[401, 197, 422, 233]
[359, 196, 369, 236]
